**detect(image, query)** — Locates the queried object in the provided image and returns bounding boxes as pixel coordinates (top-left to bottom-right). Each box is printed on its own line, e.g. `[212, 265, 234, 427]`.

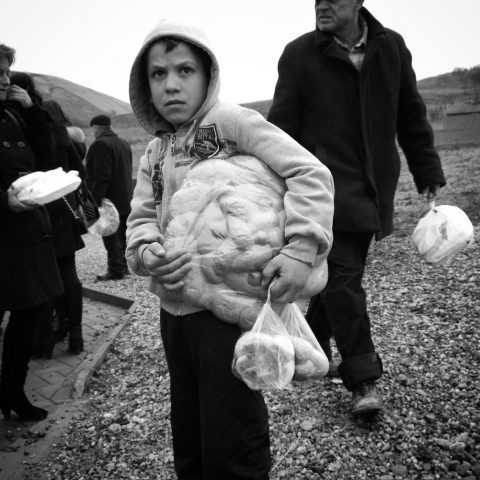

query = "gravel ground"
[25, 147, 480, 480]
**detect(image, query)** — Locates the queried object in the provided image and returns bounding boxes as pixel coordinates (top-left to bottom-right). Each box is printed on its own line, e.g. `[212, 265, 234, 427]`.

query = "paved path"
[0, 287, 136, 480]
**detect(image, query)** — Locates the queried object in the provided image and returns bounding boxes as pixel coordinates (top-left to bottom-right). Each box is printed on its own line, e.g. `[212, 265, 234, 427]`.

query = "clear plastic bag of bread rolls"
[162, 154, 327, 329]
[280, 302, 329, 381]
[232, 288, 295, 391]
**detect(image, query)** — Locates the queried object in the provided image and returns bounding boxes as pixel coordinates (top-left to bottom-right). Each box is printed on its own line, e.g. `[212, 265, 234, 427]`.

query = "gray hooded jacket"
[126, 19, 335, 319]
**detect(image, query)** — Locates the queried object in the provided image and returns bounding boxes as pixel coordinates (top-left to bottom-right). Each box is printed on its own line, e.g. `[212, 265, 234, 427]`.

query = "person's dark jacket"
[0, 103, 63, 310]
[267, 7, 446, 240]
[85, 129, 133, 215]
[72, 140, 86, 160]
[43, 99, 86, 257]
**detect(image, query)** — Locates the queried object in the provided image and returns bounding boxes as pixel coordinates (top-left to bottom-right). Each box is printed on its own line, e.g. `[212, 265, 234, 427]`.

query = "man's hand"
[7, 189, 35, 212]
[421, 183, 441, 201]
[142, 242, 192, 292]
[261, 253, 311, 304]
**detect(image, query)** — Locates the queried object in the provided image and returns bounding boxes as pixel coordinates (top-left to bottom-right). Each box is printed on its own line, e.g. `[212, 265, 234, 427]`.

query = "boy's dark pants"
[101, 213, 128, 276]
[306, 232, 383, 391]
[160, 309, 271, 480]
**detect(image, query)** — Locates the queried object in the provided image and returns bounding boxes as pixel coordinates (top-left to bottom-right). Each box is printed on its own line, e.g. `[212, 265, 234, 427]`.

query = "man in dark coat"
[86, 114, 133, 281]
[268, 0, 446, 416]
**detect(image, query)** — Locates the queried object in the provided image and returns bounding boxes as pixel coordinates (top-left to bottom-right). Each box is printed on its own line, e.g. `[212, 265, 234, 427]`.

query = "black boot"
[52, 300, 69, 343]
[68, 327, 84, 355]
[31, 302, 55, 359]
[64, 283, 84, 354]
[1, 307, 48, 421]
[0, 387, 48, 421]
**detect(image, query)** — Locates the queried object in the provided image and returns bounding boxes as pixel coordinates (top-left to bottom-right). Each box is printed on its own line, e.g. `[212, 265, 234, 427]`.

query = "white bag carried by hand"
[11, 167, 81, 205]
[232, 287, 295, 391]
[89, 198, 120, 236]
[412, 202, 474, 264]
[281, 302, 329, 381]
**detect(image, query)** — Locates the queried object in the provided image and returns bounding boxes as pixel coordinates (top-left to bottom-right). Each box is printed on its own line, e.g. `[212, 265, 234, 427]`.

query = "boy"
[126, 20, 334, 480]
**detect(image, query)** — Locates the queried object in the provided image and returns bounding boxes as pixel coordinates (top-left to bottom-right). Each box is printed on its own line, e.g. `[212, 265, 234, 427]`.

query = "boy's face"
[146, 40, 209, 130]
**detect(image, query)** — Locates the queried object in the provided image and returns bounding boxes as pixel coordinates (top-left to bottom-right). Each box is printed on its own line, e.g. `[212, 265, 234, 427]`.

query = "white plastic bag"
[281, 302, 329, 381]
[162, 154, 328, 328]
[412, 202, 474, 264]
[89, 198, 120, 236]
[12, 167, 81, 205]
[232, 289, 295, 391]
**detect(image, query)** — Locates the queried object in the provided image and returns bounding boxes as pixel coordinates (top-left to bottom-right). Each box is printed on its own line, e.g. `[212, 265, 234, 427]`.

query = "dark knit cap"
[90, 114, 111, 126]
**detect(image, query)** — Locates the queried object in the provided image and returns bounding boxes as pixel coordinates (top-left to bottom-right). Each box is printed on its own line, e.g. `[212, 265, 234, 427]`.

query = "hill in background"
[26, 65, 480, 129]
[28, 73, 132, 127]
[21, 65, 480, 169]
[418, 65, 480, 102]
[417, 66, 480, 123]
[242, 66, 480, 126]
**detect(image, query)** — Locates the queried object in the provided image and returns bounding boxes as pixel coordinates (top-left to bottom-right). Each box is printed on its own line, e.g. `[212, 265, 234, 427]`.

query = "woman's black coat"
[0, 103, 63, 310]
[43, 100, 85, 258]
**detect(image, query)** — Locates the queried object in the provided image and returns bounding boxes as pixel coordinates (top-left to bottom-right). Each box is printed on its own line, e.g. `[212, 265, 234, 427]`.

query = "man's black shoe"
[95, 272, 124, 282]
[351, 380, 381, 416]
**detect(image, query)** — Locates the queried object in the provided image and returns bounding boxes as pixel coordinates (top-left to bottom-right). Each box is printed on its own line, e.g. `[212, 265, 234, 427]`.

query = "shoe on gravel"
[351, 380, 381, 416]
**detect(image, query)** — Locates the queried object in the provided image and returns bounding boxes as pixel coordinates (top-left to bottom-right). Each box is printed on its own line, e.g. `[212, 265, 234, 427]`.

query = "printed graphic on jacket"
[193, 124, 220, 158]
[147, 128, 240, 205]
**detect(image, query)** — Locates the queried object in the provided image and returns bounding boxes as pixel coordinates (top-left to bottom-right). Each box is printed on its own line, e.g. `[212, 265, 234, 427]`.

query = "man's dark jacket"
[86, 129, 133, 215]
[267, 7, 446, 240]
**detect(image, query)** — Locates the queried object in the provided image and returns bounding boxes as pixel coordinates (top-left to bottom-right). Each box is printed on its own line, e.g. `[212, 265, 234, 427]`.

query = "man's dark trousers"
[102, 213, 128, 276]
[306, 231, 383, 391]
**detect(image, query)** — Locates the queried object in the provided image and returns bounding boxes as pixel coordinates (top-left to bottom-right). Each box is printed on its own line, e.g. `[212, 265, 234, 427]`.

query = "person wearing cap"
[86, 114, 133, 281]
[268, 0, 446, 417]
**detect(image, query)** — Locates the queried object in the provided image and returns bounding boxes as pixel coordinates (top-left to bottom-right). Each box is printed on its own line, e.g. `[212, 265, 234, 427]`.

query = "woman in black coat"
[43, 99, 86, 355]
[9, 73, 87, 356]
[0, 45, 63, 421]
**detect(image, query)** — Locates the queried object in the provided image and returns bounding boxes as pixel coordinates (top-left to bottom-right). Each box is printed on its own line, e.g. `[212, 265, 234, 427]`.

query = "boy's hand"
[261, 253, 311, 304]
[142, 242, 192, 291]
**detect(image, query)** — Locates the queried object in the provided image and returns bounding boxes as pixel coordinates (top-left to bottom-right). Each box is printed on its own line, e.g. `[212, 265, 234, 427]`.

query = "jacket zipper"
[170, 133, 177, 190]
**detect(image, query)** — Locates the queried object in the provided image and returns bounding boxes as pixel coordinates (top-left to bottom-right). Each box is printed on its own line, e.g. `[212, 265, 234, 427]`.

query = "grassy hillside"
[417, 66, 480, 123]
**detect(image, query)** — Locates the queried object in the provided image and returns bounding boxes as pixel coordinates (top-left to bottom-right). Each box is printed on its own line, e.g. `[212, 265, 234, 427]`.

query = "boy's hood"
[129, 19, 220, 136]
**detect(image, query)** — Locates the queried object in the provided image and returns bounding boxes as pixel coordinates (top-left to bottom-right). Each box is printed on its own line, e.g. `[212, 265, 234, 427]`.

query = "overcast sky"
[3, 0, 480, 105]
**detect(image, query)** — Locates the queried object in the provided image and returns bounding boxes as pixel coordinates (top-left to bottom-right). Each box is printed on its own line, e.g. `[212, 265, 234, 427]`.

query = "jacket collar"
[314, 6, 385, 48]
[95, 130, 117, 140]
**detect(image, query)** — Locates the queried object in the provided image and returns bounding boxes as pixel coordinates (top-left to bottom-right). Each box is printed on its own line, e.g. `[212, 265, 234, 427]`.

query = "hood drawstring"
[182, 119, 198, 152]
